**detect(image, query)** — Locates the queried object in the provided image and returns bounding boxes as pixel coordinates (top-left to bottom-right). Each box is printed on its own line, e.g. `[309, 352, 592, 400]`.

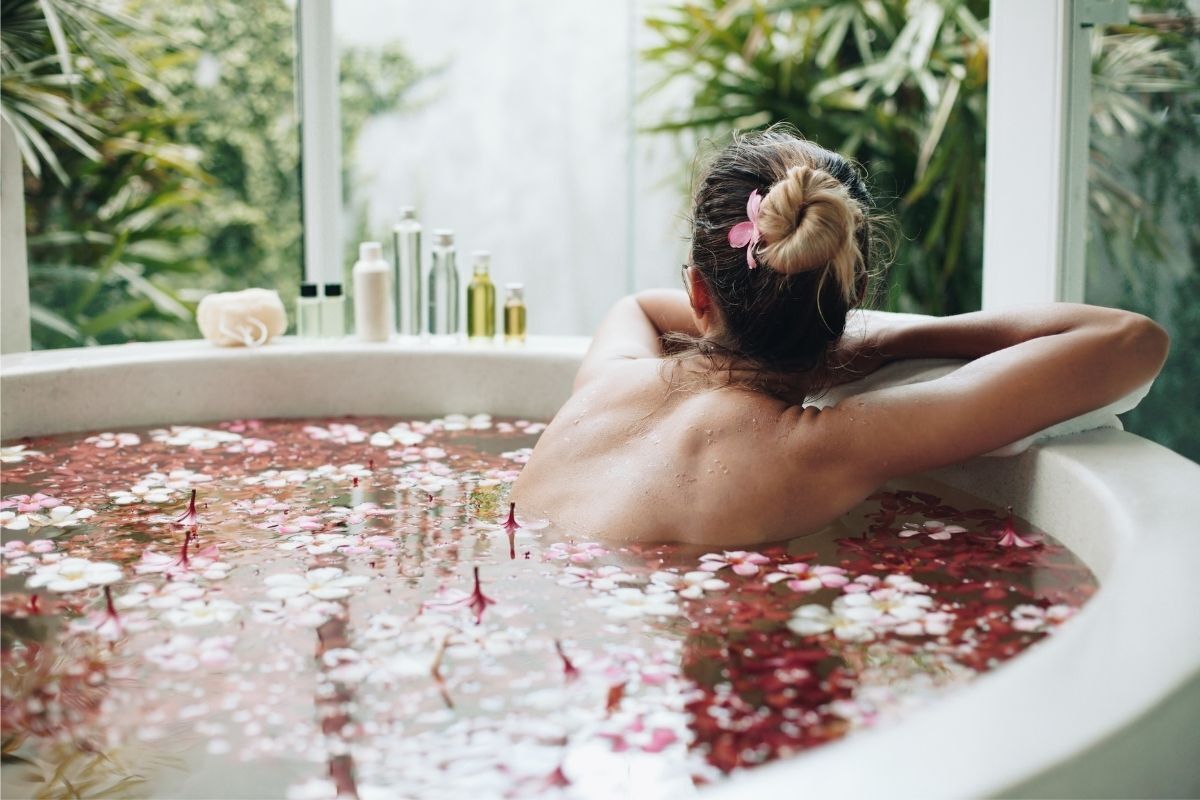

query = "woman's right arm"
[794, 304, 1170, 487]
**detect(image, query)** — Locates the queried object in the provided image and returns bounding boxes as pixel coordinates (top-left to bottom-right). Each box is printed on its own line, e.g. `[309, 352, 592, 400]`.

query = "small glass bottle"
[297, 282, 322, 338]
[466, 251, 496, 340]
[504, 283, 526, 343]
[321, 283, 345, 338]
[427, 229, 460, 336]
[392, 207, 422, 336]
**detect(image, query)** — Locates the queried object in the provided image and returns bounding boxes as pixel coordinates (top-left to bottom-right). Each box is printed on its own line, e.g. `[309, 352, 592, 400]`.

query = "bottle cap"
[505, 282, 525, 300]
[472, 251, 491, 273]
[300, 283, 319, 298]
[433, 229, 455, 247]
[323, 283, 343, 297]
[398, 206, 417, 221]
[359, 241, 383, 261]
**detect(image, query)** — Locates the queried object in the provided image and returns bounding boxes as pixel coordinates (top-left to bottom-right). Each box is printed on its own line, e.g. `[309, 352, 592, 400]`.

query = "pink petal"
[787, 578, 822, 593]
[732, 563, 760, 577]
[699, 562, 726, 573]
[928, 531, 952, 541]
[746, 190, 762, 220]
[728, 221, 755, 248]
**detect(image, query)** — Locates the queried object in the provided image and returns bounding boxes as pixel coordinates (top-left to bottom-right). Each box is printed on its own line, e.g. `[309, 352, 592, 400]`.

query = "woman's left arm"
[573, 290, 699, 390]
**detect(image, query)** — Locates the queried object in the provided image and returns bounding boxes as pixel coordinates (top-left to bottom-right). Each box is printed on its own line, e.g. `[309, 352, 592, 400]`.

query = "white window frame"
[981, 0, 1128, 310]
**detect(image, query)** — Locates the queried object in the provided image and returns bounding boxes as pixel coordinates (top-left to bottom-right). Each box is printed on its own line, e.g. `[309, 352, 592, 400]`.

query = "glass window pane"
[1085, 9, 1200, 461]
[18, 0, 300, 349]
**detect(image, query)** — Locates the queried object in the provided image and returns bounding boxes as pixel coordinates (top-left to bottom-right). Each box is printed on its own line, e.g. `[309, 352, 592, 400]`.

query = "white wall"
[335, 0, 691, 336]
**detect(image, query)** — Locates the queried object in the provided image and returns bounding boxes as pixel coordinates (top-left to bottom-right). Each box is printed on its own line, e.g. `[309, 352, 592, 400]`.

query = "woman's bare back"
[512, 358, 864, 545]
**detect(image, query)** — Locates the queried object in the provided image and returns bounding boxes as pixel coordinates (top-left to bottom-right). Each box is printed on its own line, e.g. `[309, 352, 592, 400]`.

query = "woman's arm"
[792, 304, 1170, 488]
[573, 290, 699, 390]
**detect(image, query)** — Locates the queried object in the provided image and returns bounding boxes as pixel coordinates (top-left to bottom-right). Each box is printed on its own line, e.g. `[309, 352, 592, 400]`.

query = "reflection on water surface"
[1, 415, 1095, 798]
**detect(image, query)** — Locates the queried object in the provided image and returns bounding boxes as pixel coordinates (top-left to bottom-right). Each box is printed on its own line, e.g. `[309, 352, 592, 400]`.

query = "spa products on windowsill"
[296, 283, 322, 338]
[197, 288, 288, 347]
[428, 229, 460, 337]
[353, 242, 393, 342]
[392, 207, 422, 336]
[321, 283, 345, 338]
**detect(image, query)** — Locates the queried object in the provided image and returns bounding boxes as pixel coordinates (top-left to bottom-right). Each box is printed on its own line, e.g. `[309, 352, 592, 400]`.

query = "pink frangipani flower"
[699, 550, 771, 576]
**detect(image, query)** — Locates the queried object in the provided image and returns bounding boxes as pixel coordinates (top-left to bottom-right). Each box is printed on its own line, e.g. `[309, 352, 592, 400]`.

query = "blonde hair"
[757, 165, 865, 304]
[664, 125, 883, 399]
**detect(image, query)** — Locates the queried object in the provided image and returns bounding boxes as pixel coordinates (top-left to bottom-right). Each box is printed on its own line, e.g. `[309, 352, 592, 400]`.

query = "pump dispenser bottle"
[427, 229, 460, 336]
[392, 207, 422, 336]
[352, 242, 393, 342]
[467, 251, 496, 340]
[504, 283, 526, 343]
[297, 283, 322, 338]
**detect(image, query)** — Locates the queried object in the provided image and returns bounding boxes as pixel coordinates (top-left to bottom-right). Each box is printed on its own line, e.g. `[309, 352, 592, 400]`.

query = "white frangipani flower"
[26, 557, 123, 593]
[589, 587, 680, 619]
[265, 567, 368, 601]
[163, 598, 240, 627]
[29, 506, 96, 528]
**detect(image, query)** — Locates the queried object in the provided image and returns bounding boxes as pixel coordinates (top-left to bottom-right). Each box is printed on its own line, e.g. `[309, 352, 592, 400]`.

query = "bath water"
[0, 416, 1096, 799]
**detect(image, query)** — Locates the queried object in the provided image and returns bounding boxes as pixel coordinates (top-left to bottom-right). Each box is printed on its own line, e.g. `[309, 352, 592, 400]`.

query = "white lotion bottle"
[352, 242, 393, 342]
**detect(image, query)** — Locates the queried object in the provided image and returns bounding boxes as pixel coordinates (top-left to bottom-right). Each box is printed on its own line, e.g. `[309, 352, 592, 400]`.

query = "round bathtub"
[2, 337, 1198, 798]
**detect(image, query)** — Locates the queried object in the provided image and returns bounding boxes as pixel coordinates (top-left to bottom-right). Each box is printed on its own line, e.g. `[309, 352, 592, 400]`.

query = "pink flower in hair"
[727, 189, 763, 268]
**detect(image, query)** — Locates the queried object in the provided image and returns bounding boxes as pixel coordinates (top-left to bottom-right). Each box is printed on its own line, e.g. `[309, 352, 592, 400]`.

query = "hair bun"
[757, 165, 863, 301]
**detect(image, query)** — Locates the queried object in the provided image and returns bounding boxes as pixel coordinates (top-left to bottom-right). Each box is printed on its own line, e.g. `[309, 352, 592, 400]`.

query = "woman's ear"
[687, 267, 716, 334]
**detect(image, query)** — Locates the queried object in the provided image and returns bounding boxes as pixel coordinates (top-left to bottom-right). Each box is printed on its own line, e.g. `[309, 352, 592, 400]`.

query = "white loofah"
[196, 289, 287, 348]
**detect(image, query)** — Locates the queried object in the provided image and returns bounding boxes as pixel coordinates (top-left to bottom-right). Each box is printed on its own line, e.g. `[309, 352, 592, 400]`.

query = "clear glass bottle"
[321, 283, 345, 338]
[467, 251, 496, 340]
[504, 283, 526, 343]
[427, 229, 460, 336]
[297, 282, 322, 338]
[392, 207, 422, 336]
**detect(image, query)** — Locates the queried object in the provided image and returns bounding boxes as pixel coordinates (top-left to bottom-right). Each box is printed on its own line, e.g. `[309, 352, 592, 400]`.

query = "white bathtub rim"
[2, 338, 1199, 799]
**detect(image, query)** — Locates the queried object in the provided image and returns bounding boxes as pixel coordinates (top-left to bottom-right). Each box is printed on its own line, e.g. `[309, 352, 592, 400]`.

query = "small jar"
[503, 283, 526, 343]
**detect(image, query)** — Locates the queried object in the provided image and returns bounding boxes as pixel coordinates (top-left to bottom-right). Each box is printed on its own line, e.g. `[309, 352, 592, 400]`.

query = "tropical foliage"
[3, 0, 421, 348]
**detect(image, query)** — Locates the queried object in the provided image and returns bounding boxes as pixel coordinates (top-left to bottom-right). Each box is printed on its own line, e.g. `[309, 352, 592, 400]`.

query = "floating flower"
[1, 493, 62, 513]
[765, 562, 849, 593]
[84, 432, 141, 448]
[146, 633, 235, 670]
[116, 580, 205, 609]
[558, 565, 637, 591]
[150, 425, 243, 450]
[0, 511, 31, 530]
[303, 422, 367, 444]
[1010, 603, 1075, 633]
[589, 587, 680, 620]
[310, 463, 372, 482]
[545, 541, 607, 564]
[788, 603, 879, 642]
[26, 557, 122, 593]
[899, 520, 968, 541]
[27, 505, 96, 528]
[996, 511, 1039, 548]
[242, 469, 310, 488]
[256, 513, 324, 535]
[0, 444, 44, 463]
[69, 586, 125, 641]
[135, 542, 229, 580]
[699, 550, 771, 576]
[163, 598, 239, 627]
[650, 570, 730, 599]
[264, 567, 368, 601]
